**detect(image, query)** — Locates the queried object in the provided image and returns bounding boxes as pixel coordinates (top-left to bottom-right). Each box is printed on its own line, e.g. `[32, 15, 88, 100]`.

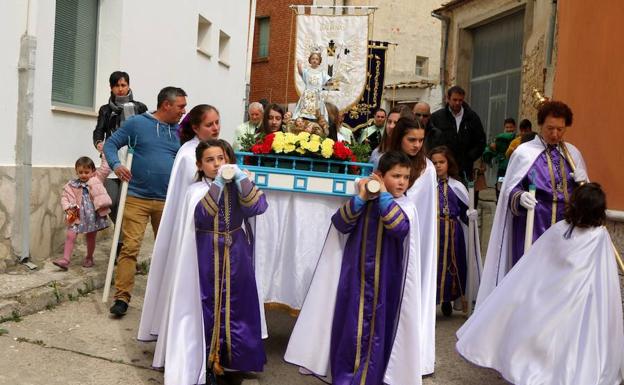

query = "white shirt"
[450, 106, 464, 132]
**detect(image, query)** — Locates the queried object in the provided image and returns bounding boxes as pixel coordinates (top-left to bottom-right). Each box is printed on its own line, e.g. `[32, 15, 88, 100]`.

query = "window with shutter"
[257, 17, 270, 58]
[51, 0, 99, 109]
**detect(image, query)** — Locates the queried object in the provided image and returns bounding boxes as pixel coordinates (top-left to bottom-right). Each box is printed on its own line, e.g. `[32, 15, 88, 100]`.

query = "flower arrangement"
[251, 132, 358, 163]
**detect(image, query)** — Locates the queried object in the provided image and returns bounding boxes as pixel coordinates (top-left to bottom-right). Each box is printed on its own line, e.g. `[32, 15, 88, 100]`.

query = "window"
[257, 17, 270, 58]
[51, 0, 99, 109]
[197, 15, 212, 57]
[219, 30, 230, 67]
[415, 56, 428, 77]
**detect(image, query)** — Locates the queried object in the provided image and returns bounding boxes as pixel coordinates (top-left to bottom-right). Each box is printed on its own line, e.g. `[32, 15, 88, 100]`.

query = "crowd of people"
[52, 68, 623, 385]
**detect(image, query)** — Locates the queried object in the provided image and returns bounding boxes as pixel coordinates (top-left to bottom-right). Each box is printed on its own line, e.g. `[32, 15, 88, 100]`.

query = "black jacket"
[430, 102, 486, 179]
[93, 100, 148, 148]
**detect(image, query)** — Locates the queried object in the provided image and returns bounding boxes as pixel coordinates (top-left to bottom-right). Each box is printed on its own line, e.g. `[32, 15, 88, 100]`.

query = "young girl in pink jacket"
[53, 156, 112, 270]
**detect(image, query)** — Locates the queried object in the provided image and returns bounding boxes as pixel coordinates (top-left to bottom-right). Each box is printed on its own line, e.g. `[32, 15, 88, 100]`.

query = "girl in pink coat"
[53, 156, 112, 270]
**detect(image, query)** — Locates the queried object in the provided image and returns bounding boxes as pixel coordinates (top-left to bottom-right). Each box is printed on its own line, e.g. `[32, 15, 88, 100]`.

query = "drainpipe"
[432, 10, 450, 106]
[13, 0, 37, 265]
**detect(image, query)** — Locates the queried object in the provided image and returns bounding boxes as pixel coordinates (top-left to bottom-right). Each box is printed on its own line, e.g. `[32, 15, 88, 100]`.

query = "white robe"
[457, 221, 624, 385]
[405, 159, 438, 375]
[138, 137, 199, 351]
[155, 182, 267, 385]
[284, 197, 424, 385]
[447, 177, 483, 310]
[477, 136, 587, 306]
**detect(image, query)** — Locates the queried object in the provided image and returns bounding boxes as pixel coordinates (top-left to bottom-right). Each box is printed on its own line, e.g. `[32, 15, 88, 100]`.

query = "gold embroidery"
[239, 189, 264, 208]
[381, 205, 399, 222]
[384, 212, 405, 230]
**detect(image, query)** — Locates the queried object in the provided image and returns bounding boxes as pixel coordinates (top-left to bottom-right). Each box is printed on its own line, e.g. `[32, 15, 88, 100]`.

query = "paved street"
[0, 203, 509, 385]
[0, 276, 507, 385]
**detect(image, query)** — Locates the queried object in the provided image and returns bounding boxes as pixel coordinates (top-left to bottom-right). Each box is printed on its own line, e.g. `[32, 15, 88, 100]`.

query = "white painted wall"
[1, 0, 251, 167]
[0, 1, 28, 165]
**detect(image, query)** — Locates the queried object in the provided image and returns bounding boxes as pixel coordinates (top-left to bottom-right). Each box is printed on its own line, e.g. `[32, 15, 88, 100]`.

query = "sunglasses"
[414, 113, 430, 118]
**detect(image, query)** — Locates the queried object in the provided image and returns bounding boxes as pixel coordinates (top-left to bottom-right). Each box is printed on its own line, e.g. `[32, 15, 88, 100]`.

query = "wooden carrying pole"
[102, 147, 134, 303]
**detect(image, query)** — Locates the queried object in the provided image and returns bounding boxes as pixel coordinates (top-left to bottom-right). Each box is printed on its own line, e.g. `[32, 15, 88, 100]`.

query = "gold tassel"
[210, 353, 224, 376]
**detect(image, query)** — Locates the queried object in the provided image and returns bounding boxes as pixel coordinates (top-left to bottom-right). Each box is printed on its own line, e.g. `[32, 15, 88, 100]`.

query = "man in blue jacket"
[104, 86, 186, 317]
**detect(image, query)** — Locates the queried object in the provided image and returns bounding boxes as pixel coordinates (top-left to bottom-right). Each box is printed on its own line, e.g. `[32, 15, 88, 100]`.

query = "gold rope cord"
[359, 218, 384, 385]
[224, 186, 232, 363]
[439, 180, 450, 301]
[354, 204, 372, 373]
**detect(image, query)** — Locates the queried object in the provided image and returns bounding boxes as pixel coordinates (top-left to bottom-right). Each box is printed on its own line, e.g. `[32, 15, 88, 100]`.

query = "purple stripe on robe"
[195, 181, 267, 372]
[329, 197, 409, 385]
[509, 146, 577, 265]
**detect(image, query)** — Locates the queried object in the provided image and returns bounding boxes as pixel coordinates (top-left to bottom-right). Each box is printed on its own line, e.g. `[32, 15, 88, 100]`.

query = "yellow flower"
[272, 132, 285, 153]
[284, 132, 297, 144]
[310, 134, 321, 143]
[320, 138, 334, 158]
[296, 132, 310, 143]
[307, 140, 320, 153]
[296, 147, 307, 155]
[284, 143, 296, 153]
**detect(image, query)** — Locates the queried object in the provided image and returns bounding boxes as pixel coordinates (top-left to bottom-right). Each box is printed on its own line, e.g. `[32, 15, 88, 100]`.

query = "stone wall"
[519, 36, 545, 124]
[0, 166, 114, 272]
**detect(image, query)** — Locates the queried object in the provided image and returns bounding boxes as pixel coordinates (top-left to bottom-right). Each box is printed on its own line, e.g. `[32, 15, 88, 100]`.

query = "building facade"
[0, 0, 253, 270]
[249, 0, 445, 114]
[434, 0, 624, 251]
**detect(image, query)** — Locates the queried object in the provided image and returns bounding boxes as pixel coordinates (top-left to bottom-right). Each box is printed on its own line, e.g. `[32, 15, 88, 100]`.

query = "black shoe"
[441, 301, 453, 317]
[109, 300, 128, 317]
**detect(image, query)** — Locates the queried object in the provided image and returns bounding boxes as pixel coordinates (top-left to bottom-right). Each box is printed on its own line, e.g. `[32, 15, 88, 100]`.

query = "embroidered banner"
[295, 14, 369, 114]
[343, 41, 388, 131]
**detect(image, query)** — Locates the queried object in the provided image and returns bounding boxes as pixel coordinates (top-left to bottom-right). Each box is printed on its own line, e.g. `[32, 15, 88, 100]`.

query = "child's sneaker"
[52, 258, 70, 271]
[82, 257, 94, 268]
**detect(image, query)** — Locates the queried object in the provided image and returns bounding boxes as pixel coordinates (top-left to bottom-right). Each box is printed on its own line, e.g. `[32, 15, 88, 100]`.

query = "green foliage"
[238, 132, 258, 152]
[136, 260, 150, 276]
[347, 142, 371, 163]
[0, 310, 22, 324]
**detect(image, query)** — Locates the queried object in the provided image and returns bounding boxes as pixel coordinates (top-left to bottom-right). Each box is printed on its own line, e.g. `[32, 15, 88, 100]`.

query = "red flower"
[332, 141, 353, 160]
[349, 154, 360, 175]
[251, 133, 276, 154]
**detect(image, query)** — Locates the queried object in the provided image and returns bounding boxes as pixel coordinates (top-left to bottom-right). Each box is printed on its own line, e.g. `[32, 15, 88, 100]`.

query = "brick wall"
[249, 0, 312, 106]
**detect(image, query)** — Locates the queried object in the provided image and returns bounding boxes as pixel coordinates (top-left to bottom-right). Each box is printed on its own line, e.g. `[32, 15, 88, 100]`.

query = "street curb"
[0, 257, 151, 323]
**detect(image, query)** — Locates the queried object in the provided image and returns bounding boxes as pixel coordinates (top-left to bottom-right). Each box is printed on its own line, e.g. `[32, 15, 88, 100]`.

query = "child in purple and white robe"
[286, 151, 425, 385]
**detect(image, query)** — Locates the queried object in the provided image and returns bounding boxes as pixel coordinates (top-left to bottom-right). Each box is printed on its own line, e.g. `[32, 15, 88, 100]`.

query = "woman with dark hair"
[428, 146, 481, 317]
[259, 103, 284, 136]
[387, 115, 439, 375]
[370, 105, 412, 169]
[478, 100, 588, 304]
[388, 117, 427, 186]
[178, 104, 221, 145]
[457, 182, 624, 385]
[139, 104, 222, 349]
[92, 71, 148, 250]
